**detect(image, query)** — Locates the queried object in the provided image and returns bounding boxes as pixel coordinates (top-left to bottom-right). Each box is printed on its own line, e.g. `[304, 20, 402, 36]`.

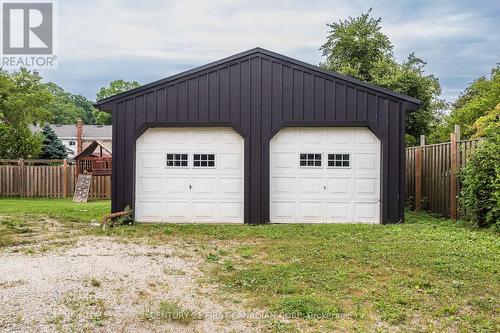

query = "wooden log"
[101, 209, 133, 231]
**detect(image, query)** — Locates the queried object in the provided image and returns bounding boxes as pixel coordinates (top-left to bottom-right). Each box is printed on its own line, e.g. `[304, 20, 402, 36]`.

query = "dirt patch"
[0, 237, 258, 332]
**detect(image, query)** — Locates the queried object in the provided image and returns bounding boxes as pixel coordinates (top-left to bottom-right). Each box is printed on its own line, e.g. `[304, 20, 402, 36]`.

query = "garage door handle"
[324, 185, 326, 190]
[189, 184, 192, 189]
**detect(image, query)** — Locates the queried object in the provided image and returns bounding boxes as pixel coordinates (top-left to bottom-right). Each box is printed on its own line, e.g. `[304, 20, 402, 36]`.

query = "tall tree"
[71, 94, 97, 124]
[320, 10, 444, 146]
[39, 124, 67, 159]
[94, 79, 141, 125]
[38, 83, 99, 125]
[0, 68, 52, 127]
[0, 68, 52, 158]
[431, 66, 500, 142]
[42, 83, 87, 125]
[96, 79, 141, 101]
[320, 9, 393, 82]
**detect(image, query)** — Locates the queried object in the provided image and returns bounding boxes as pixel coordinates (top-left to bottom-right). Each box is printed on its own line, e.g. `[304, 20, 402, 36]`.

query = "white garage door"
[135, 127, 244, 223]
[270, 127, 380, 223]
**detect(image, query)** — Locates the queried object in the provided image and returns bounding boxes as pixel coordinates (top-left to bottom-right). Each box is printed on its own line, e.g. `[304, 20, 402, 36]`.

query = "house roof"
[95, 47, 421, 108]
[31, 124, 112, 139]
[73, 140, 112, 160]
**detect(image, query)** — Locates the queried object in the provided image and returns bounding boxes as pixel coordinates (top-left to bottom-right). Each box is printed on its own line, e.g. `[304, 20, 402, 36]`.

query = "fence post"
[18, 159, 25, 197]
[63, 159, 68, 198]
[415, 135, 425, 210]
[454, 124, 461, 141]
[450, 126, 460, 219]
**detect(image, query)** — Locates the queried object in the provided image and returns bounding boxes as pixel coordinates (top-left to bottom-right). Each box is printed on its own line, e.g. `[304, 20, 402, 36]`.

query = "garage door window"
[328, 153, 350, 168]
[299, 153, 322, 167]
[166, 153, 188, 167]
[193, 154, 215, 168]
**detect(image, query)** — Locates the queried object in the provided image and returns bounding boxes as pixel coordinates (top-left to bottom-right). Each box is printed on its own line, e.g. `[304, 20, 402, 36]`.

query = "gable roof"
[31, 124, 112, 139]
[73, 140, 112, 160]
[95, 47, 421, 109]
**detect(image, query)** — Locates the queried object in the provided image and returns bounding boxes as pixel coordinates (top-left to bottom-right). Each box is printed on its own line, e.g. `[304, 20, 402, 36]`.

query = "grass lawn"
[0, 198, 499, 332]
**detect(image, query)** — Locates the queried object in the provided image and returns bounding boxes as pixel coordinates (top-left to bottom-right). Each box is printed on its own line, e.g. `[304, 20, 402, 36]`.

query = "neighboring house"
[95, 48, 420, 225]
[31, 121, 112, 158]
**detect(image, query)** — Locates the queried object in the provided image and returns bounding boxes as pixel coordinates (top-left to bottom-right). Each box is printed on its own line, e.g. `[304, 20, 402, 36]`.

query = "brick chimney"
[76, 118, 83, 154]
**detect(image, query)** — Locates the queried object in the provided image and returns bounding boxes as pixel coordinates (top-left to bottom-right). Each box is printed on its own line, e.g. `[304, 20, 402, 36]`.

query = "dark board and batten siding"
[98, 49, 419, 224]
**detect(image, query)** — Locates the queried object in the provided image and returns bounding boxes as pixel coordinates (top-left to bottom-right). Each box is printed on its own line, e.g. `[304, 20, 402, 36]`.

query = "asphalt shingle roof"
[31, 124, 112, 139]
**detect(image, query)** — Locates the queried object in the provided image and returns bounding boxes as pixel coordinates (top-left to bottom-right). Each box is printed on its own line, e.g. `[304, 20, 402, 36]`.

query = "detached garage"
[95, 48, 420, 224]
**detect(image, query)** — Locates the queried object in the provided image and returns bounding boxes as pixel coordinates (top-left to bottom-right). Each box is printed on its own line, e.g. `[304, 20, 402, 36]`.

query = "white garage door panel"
[165, 177, 189, 195]
[139, 153, 163, 172]
[165, 202, 190, 220]
[220, 178, 243, 195]
[326, 203, 352, 220]
[273, 177, 297, 195]
[135, 128, 244, 223]
[137, 177, 162, 195]
[327, 129, 352, 145]
[270, 127, 380, 224]
[300, 178, 323, 195]
[300, 202, 325, 220]
[273, 153, 296, 169]
[192, 178, 217, 194]
[220, 202, 243, 219]
[136, 201, 163, 221]
[192, 202, 217, 219]
[354, 179, 378, 197]
[327, 179, 352, 196]
[274, 202, 297, 219]
[354, 204, 379, 220]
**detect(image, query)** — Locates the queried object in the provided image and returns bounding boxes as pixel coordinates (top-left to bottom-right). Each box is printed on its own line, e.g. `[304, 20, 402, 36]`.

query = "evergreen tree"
[40, 124, 68, 159]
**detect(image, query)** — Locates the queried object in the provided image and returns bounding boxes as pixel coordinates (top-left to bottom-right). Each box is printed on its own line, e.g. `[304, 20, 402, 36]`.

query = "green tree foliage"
[431, 67, 500, 142]
[42, 83, 98, 125]
[0, 124, 42, 159]
[472, 103, 500, 139]
[320, 9, 444, 145]
[0, 68, 52, 158]
[320, 9, 393, 82]
[94, 79, 141, 125]
[72, 94, 96, 125]
[96, 79, 141, 101]
[94, 110, 112, 125]
[0, 68, 52, 127]
[43, 83, 86, 124]
[459, 137, 500, 228]
[39, 124, 68, 159]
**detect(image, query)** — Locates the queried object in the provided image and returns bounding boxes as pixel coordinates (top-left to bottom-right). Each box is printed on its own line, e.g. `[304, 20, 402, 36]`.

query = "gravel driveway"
[0, 237, 257, 332]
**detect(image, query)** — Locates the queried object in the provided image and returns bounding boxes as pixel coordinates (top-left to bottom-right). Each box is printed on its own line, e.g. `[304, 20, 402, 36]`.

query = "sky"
[38, 0, 500, 104]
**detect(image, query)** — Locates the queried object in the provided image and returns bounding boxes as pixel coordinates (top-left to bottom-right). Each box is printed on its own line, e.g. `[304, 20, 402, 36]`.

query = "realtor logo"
[3, 2, 52, 54]
[1, 1, 57, 68]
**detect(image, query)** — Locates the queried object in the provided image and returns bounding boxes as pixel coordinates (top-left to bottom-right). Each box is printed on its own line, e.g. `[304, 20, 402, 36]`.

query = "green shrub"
[459, 137, 500, 228]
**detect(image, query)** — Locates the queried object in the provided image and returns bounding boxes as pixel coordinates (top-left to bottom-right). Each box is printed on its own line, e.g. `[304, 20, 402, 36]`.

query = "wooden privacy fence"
[0, 159, 111, 199]
[405, 126, 482, 218]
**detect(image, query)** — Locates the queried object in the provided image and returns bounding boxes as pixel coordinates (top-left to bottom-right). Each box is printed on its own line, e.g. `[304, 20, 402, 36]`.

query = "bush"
[0, 124, 42, 159]
[459, 137, 500, 228]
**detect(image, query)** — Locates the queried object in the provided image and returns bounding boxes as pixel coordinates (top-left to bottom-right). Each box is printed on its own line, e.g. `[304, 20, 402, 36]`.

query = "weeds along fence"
[0, 159, 111, 199]
[405, 127, 482, 218]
